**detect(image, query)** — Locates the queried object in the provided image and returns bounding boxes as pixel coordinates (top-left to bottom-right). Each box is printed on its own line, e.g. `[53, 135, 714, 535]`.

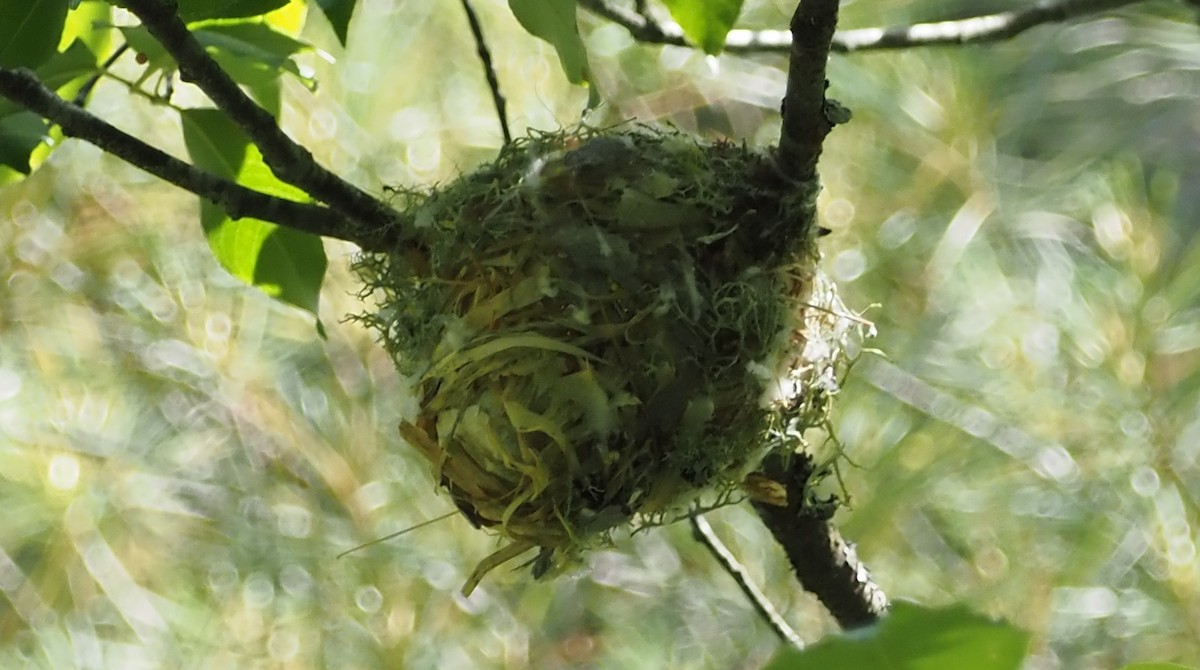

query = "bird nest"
[354, 125, 861, 594]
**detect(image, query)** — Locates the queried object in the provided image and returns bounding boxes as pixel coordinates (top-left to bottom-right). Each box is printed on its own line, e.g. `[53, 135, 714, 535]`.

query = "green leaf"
[0, 0, 70, 68]
[177, 0, 288, 22]
[0, 41, 97, 174]
[253, 226, 327, 320]
[201, 203, 327, 333]
[180, 108, 248, 178]
[180, 109, 326, 332]
[194, 20, 311, 112]
[508, 0, 589, 85]
[192, 20, 309, 69]
[209, 50, 284, 112]
[660, 0, 743, 55]
[0, 111, 49, 174]
[313, 0, 356, 46]
[117, 21, 309, 114]
[36, 39, 99, 91]
[119, 20, 311, 114]
[60, 1, 112, 54]
[1118, 664, 1198, 670]
[763, 602, 1030, 670]
[26, 40, 102, 171]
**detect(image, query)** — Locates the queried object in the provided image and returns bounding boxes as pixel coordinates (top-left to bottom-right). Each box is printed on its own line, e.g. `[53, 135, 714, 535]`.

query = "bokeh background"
[3, 0, 1200, 667]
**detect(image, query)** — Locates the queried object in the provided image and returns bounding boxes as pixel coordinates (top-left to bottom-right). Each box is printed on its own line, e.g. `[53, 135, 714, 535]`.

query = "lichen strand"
[353, 126, 855, 593]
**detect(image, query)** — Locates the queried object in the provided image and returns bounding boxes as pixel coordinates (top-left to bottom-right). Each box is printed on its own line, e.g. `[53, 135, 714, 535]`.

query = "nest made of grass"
[354, 125, 861, 593]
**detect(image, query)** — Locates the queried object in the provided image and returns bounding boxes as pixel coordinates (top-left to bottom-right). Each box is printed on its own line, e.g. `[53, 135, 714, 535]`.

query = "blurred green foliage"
[2, 0, 1200, 668]
[765, 602, 1029, 670]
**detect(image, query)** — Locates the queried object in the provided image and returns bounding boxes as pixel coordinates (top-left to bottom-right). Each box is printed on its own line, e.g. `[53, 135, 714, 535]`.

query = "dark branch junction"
[120, 0, 403, 244]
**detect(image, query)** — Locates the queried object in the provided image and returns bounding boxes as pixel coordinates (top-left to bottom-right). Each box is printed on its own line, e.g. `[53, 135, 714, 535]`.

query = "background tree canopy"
[1, 0, 1199, 668]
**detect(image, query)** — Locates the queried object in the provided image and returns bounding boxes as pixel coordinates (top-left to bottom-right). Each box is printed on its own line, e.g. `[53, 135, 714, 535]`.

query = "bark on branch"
[0, 67, 359, 243]
[120, 0, 403, 246]
[746, 0, 887, 630]
[775, 0, 843, 184]
[751, 452, 889, 630]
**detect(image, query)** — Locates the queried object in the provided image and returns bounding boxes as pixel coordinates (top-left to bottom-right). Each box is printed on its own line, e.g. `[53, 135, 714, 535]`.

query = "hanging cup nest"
[354, 126, 862, 594]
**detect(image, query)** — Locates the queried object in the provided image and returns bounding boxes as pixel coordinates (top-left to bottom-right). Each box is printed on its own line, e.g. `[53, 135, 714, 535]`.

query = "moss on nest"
[354, 125, 860, 594]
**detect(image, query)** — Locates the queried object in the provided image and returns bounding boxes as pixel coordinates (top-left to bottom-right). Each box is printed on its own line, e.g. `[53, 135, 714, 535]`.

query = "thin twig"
[459, 0, 511, 144]
[0, 67, 361, 243]
[72, 43, 129, 107]
[751, 452, 889, 630]
[832, 0, 1141, 52]
[691, 514, 805, 649]
[579, 0, 1145, 54]
[119, 0, 402, 244]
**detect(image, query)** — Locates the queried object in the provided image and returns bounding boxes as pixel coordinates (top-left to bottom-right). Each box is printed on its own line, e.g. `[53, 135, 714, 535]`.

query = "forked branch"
[119, 0, 403, 245]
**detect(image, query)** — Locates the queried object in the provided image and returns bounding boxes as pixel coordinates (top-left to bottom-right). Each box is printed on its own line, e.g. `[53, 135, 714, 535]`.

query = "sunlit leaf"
[262, 0, 306, 34]
[180, 108, 247, 177]
[0, 0, 70, 68]
[661, 0, 743, 55]
[180, 109, 326, 332]
[763, 602, 1030, 670]
[59, 0, 112, 53]
[508, 0, 589, 84]
[177, 0, 288, 22]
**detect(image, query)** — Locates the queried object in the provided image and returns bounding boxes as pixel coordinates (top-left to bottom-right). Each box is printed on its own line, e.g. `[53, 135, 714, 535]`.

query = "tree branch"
[119, 0, 403, 244]
[691, 514, 805, 649]
[579, 0, 1147, 54]
[0, 67, 360, 243]
[832, 0, 1142, 52]
[775, 0, 842, 184]
[751, 452, 889, 630]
